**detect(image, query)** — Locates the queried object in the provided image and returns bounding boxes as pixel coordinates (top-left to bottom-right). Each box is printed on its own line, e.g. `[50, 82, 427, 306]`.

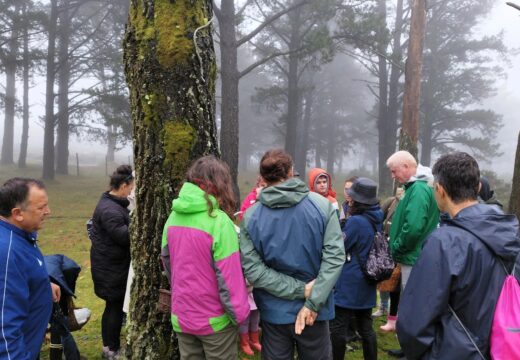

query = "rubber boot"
[240, 333, 254, 356]
[249, 331, 262, 352]
[380, 315, 397, 332]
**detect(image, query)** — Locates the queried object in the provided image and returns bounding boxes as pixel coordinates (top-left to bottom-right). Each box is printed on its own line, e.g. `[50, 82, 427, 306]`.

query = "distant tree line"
[0, 0, 507, 192]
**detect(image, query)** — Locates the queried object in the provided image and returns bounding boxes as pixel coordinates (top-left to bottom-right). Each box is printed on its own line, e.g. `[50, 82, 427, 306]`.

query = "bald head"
[386, 151, 418, 184]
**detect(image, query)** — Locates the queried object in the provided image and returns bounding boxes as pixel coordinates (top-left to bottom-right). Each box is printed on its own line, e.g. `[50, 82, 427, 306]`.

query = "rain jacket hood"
[171, 182, 219, 214]
[308, 168, 337, 203]
[259, 178, 308, 208]
[443, 204, 520, 262]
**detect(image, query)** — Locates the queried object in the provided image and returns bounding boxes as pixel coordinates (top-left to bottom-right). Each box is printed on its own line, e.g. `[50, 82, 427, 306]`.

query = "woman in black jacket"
[90, 165, 134, 359]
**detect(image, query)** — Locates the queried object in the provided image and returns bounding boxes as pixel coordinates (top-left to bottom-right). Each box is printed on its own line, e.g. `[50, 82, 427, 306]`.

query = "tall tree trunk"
[18, 3, 30, 169]
[217, 0, 240, 202]
[399, 0, 426, 159]
[1, 5, 19, 166]
[295, 89, 313, 173]
[380, 0, 404, 195]
[56, 0, 71, 175]
[284, 6, 302, 159]
[43, 0, 58, 180]
[124, 0, 218, 357]
[509, 131, 520, 219]
[106, 125, 116, 162]
[376, 0, 389, 194]
[326, 119, 336, 176]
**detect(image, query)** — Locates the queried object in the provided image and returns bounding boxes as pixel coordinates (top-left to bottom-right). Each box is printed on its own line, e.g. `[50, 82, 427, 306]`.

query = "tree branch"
[237, 0, 308, 47]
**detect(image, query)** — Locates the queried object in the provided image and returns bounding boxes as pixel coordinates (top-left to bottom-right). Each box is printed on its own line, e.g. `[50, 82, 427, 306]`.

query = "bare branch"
[237, 0, 308, 47]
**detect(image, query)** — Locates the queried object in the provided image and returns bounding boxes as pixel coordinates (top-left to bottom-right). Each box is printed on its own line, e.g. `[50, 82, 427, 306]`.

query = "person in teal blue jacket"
[240, 149, 345, 360]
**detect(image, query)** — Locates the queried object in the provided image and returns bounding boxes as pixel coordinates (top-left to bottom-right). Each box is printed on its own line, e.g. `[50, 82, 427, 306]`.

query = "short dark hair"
[109, 165, 133, 190]
[349, 200, 374, 216]
[432, 152, 480, 203]
[260, 149, 293, 184]
[0, 178, 46, 217]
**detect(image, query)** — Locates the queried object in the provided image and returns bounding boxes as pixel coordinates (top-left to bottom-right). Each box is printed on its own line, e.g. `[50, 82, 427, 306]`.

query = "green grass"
[0, 164, 399, 359]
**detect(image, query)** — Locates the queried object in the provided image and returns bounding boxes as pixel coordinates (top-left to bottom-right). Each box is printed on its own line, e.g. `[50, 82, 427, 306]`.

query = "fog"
[0, 0, 519, 184]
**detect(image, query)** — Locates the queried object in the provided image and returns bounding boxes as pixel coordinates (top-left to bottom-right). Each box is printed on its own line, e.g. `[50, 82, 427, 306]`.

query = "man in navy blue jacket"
[0, 178, 55, 359]
[397, 152, 520, 359]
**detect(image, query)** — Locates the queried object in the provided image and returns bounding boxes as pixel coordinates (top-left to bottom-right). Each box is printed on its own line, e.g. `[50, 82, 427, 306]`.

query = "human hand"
[51, 282, 61, 303]
[295, 306, 318, 335]
[304, 279, 315, 298]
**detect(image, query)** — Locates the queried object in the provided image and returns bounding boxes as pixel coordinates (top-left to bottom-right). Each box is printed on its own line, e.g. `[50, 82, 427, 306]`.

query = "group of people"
[160, 148, 520, 360]
[0, 147, 518, 360]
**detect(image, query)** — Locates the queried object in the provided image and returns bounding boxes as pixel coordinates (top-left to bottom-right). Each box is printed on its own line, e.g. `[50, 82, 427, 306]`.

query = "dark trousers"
[102, 299, 124, 351]
[389, 289, 400, 316]
[330, 307, 377, 360]
[261, 320, 332, 360]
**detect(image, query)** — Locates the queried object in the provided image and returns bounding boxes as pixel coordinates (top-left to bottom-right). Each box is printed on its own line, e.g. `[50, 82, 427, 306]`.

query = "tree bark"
[217, 0, 240, 202]
[43, 0, 58, 180]
[1, 4, 19, 166]
[509, 131, 520, 219]
[399, 0, 426, 159]
[284, 6, 302, 159]
[18, 3, 30, 169]
[56, 0, 71, 175]
[124, 0, 218, 357]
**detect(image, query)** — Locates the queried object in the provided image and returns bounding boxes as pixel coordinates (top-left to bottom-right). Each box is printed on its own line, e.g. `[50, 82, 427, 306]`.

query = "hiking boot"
[249, 331, 262, 352]
[380, 315, 397, 332]
[239, 333, 254, 356]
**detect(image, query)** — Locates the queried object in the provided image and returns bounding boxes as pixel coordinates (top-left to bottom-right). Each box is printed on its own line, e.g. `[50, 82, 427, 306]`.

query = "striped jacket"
[161, 182, 250, 335]
[0, 219, 52, 359]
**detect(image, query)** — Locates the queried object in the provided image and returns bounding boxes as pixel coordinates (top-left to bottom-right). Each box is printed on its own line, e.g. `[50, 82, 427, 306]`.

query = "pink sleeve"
[239, 189, 258, 220]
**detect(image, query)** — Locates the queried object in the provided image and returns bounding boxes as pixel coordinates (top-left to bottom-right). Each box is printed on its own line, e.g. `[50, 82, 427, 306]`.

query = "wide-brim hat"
[348, 177, 379, 205]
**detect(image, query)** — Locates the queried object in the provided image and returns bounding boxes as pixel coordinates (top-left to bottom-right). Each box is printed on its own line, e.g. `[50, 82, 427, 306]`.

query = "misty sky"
[0, 1, 519, 177]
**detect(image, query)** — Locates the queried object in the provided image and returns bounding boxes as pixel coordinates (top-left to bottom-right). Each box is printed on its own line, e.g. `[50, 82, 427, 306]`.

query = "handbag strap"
[448, 304, 487, 360]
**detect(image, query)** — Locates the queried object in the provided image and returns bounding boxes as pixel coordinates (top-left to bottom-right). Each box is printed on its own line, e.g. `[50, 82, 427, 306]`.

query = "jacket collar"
[0, 218, 38, 243]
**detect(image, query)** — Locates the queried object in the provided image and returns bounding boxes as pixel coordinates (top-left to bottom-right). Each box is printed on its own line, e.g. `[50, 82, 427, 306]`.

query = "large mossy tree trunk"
[509, 131, 520, 220]
[123, 0, 218, 358]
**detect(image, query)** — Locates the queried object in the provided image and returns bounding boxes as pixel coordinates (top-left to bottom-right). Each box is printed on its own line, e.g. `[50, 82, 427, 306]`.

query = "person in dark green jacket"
[386, 151, 439, 290]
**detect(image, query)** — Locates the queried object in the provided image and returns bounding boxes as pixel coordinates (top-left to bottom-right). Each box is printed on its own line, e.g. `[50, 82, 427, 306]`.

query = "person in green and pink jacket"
[160, 156, 250, 360]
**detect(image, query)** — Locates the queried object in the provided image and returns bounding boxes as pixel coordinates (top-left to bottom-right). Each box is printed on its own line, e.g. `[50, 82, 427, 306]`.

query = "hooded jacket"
[397, 204, 520, 360]
[389, 178, 439, 265]
[161, 182, 249, 335]
[308, 168, 338, 208]
[90, 192, 131, 302]
[239, 178, 345, 324]
[334, 205, 384, 309]
[0, 220, 52, 360]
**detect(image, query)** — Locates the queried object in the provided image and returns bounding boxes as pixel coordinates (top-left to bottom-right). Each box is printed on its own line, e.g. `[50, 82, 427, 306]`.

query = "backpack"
[356, 216, 395, 283]
[490, 262, 520, 360]
[450, 260, 520, 360]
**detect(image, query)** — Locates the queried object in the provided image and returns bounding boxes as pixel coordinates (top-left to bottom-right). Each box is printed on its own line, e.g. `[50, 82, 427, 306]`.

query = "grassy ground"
[0, 165, 399, 359]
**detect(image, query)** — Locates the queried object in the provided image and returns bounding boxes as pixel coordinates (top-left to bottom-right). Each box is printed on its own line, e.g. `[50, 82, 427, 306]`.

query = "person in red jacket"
[308, 168, 339, 211]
